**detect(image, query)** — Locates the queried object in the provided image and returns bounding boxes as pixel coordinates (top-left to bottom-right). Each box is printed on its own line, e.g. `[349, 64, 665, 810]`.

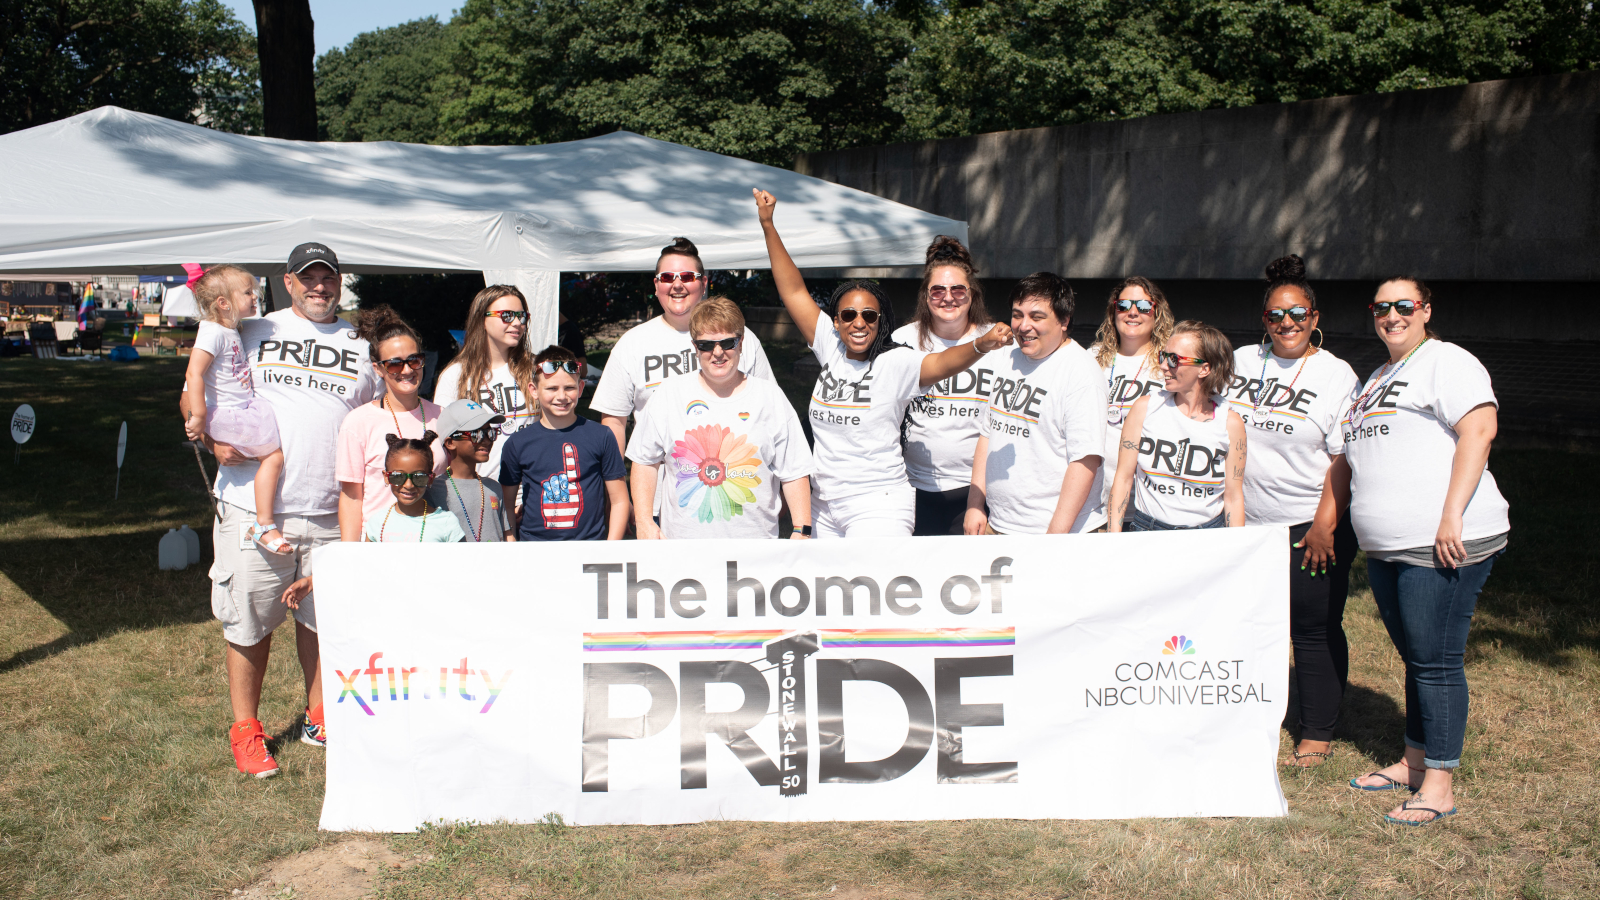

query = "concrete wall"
[796, 71, 1600, 293]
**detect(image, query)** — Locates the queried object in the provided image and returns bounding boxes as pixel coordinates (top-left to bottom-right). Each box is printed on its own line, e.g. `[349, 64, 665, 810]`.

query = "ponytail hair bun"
[925, 235, 974, 270]
[383, 431, 438, 472]
[355, 304, 422, 360]
[1261, 254, 1316, 309]
[658, 237, 705, 274]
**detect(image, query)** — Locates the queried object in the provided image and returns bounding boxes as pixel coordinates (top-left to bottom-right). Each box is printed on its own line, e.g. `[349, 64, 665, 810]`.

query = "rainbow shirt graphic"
[670, 424, 762, 523]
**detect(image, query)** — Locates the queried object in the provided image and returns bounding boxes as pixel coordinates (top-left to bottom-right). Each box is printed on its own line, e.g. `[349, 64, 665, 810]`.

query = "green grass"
[1, 355, 1597, 899]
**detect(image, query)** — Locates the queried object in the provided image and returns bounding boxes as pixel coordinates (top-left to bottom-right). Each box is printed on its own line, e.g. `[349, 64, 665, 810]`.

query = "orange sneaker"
[300, 705, 325, 748]
[230, 718, 280, 778]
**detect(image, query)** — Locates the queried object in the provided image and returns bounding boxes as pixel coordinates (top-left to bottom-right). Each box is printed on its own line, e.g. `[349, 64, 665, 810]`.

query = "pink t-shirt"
[336, 398, 448, 527]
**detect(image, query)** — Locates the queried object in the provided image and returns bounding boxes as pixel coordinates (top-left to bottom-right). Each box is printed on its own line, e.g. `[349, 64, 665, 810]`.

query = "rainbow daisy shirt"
[671, 424, 763, 523]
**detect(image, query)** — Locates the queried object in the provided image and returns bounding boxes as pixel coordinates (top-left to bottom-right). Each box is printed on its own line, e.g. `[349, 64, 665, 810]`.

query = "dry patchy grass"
[0, 357, 1595, 900]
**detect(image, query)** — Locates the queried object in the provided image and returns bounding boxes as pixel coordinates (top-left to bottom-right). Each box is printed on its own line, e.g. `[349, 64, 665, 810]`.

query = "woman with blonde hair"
[433, 284, 538, 478]
[1089, 277, 1174, 521]
[1107, 321, 1246, 532]
[892, 235, 994, 535]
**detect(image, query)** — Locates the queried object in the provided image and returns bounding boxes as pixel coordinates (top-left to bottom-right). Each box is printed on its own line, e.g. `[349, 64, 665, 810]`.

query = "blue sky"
[221, 2, 462, 57]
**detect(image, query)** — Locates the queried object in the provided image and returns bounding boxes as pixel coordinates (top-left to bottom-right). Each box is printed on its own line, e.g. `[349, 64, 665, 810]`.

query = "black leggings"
[1288, 515, 1359, 742]
[913, 487, 969, 536]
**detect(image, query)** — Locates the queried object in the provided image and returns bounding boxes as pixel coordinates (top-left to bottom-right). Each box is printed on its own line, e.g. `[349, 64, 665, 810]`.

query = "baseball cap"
[437, 399, 506, 438]
[286, 242, 340, 275]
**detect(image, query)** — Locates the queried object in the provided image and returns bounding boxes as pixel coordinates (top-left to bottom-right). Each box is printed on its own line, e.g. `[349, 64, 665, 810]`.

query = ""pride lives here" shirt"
[214, 309, 382, 516]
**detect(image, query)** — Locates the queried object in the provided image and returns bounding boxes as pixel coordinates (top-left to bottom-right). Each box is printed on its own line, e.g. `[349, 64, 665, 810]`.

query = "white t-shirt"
[432, 362, 535, 478]
[1091, 344, 1167, 505]
[1133, 394, 1233, 527]
[1225, 346, 1361, 527]
[807, 315, 926, 500]
[590, 315, 774, 420]
[214, 310, 383, 516]
[194, 320, 253, 410]
[891, 322, 993, 492]
[1342, 340, 1510, 552]
[627, 373, 814, 539]
[980, 341, 1108, 534]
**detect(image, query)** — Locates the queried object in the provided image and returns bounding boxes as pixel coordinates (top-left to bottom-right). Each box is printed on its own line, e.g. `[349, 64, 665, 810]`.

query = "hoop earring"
[1260, 332, 1270, 346]
[1312, 327, 1324, 349]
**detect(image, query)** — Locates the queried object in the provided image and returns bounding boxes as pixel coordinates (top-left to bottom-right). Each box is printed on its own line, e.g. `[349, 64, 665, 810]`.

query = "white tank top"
[1133, 393, 1231, 527]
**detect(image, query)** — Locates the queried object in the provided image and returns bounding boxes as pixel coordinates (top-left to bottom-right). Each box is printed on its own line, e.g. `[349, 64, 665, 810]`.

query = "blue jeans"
[1125, 507, 1225, 531]
[1367, 555, 1498, 769]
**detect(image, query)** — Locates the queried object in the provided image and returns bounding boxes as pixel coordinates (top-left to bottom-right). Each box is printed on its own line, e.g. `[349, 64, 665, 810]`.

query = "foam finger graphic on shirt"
[540, 443, 585, 529]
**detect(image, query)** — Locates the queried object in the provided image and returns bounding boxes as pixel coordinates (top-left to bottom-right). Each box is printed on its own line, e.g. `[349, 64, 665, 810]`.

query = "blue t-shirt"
[498, 416, 625, 541]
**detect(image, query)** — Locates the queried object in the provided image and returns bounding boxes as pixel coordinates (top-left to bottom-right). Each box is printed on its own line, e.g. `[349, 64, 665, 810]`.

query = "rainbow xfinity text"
[335, 653, 513, 715]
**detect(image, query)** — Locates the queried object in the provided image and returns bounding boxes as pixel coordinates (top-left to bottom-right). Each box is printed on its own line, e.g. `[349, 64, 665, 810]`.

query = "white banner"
[315, 529, 1289, 831]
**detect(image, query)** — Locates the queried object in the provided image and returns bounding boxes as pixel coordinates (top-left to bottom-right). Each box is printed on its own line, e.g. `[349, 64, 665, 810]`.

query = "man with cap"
[426, 399, 516, 542]
[190, 242, 382, 778]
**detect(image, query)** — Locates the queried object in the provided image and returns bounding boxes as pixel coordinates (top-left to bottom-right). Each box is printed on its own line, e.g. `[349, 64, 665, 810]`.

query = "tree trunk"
[252, 0, 318, 141]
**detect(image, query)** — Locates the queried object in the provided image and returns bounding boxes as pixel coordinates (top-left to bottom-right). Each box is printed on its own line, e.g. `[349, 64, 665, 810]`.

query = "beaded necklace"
[1344, 338, 1429, 427]
[447, 473, 487, 542]
[378, 500, 431, 542]
[1252, 345, 1311, 418]
[382, 394, 420, 438]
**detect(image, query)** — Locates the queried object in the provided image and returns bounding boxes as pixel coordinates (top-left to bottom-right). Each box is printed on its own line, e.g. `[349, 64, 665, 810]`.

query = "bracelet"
[791, 524, 812, 536]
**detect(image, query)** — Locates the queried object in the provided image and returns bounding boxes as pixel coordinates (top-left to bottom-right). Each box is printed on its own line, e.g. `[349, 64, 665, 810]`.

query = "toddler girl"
[183, 266, 289, 553]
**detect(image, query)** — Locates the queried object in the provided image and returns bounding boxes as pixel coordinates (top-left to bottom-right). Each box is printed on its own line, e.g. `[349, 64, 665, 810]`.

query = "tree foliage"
[316, 16, 451, 142]
[0, 0, 260, 135]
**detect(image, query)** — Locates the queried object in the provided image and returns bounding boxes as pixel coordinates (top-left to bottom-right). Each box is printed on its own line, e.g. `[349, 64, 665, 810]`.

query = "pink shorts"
[208, 400, 280, 459]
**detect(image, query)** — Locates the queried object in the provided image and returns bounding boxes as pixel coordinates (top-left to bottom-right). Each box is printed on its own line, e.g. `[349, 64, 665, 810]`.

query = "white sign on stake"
[115, 421, 128, 499]
[315, 529, 1290, 832]
[10, 403, 34, 463]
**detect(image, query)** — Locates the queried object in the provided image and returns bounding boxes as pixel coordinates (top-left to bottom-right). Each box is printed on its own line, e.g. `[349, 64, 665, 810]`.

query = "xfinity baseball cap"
[438, 399, 506, 438]
[286, 242, 340, 275]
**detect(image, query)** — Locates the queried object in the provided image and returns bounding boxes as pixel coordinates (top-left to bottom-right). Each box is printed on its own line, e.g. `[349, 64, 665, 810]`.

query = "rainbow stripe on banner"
[582, 627, 1015, 652]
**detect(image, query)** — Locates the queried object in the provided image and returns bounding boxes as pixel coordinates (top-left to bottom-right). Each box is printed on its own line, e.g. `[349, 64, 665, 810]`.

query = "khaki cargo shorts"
[209, 502, 338, 647]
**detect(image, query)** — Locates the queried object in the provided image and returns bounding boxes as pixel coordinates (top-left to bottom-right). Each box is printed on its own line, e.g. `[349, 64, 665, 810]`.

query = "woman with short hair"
[892, 236, 994, 535]
[1343, 277, 1509, 827]
[433, 284, 538, 478]
[1106, 321, 1246, 532]
[1089, 276, 1174, 521]
[1224, 255, 1362, 769]
[627, 297, 813, 540]
[754, 188, 1013, 538]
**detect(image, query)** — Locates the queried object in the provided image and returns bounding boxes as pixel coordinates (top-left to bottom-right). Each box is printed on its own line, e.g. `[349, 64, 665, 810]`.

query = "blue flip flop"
[1350, 772, 1416, 792]
[1384, 798, 1457, 826]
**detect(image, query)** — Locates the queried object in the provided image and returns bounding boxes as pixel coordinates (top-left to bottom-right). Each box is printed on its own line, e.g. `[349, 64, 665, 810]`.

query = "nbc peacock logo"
[1162, 635, 1195, 655]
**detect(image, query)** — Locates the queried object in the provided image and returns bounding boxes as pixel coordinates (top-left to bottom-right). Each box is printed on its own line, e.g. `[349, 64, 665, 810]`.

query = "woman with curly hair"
[1088, 277, 1174, 523]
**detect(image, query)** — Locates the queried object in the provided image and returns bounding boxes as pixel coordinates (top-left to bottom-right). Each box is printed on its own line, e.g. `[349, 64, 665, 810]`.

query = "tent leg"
[481, 269, 559, 354]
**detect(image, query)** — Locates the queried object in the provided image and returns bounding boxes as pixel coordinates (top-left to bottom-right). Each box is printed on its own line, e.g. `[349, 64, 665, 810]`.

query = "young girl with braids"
[891, 236, 995, 535]
[1223, 255, 1361, 770]
[335, 306, 447, 541]
[754, 188, 1013, 537]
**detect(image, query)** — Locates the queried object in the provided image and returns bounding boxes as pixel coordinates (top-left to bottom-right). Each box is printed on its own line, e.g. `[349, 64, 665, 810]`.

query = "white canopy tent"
[0, 107, 966, 348]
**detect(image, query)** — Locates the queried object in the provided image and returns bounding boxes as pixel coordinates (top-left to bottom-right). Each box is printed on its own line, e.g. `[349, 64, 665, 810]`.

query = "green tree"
[889, 0, 1599, 139]
[0, 0, 260, 135]
[432, 0, 915, 165]
[316, 16, 450, 142]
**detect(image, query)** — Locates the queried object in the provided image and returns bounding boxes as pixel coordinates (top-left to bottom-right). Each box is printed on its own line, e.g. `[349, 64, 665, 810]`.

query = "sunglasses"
[537, 360, 582, 376]
[655, 271, 703, 284]
[485, 310, 528, 324]
[384, 470, 431, 487]
[378, 353, 426, 375]
[1115, 298, 1154, 315]
[1370, 299, 1425, 317]
[1158, 351, 1207, 368]
[928, 285, 969, 301]
[449, 425, 497, 444]
[694, 336, 740, 353]
[1264, 306, 1312, 324]
[837, 308, 880, 325]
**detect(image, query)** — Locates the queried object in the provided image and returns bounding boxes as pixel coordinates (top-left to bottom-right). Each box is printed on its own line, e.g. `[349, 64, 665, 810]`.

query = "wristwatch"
[791, 524, 813, 536]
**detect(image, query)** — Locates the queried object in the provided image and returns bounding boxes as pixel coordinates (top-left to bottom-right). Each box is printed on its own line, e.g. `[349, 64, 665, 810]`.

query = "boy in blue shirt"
[499, 346, 629, 540]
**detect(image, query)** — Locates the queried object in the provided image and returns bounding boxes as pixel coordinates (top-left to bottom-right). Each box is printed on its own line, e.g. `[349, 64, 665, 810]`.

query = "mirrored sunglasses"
[537, 360, 582, 376]
[485, 310, 528, 324]
[450, 425, 498, 444]
[1158, 351, 1207, 368]
[1264, 306, 1312, 324]
[654, 271, 703, 284]
[1115, 298, 1154, 314]
[1370, 300, 1424, 317]
[383, 470, 431, 487]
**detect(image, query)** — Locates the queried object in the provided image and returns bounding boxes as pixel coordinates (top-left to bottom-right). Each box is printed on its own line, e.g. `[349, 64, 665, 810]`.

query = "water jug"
[178, 524, 201, 565]
[158, 529, 188, 571]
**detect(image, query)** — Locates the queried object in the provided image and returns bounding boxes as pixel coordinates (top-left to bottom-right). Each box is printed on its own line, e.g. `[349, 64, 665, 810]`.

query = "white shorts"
[812, 483, 916, 539]
[210, 502, 336, 646]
